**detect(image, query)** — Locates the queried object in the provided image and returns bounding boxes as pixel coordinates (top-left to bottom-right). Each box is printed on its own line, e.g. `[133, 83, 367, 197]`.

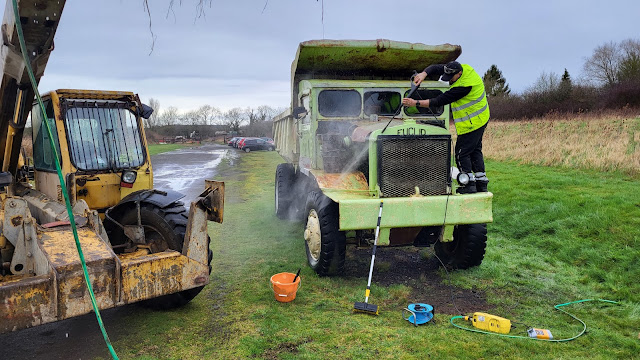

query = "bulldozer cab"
[0, 0, 224, 335]
[31, 90, 153, 213]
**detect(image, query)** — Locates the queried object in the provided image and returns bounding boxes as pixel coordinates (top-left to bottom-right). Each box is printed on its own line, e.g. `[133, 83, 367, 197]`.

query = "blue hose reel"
[403, 303, 434, 326]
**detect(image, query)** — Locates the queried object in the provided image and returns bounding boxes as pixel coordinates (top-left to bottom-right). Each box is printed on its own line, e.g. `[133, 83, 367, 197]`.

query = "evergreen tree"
[559, 68, 572, 99]
[482, 65, 511, 97]
[561, 68, 571, 83]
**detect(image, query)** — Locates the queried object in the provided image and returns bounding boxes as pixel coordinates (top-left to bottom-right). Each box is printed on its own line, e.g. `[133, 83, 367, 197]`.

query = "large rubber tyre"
[116, 202, 213, 309]
[303, 191, 346, 276]
[434, 224, 487, 269]
[275, 163, 296, 220]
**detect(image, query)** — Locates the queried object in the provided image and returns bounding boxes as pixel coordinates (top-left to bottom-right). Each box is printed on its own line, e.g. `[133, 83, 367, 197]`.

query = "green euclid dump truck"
[273, 39, 493, 276]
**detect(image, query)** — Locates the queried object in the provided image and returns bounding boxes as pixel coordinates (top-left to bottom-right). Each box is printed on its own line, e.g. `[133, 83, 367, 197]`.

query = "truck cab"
[273, 40, 493, 276]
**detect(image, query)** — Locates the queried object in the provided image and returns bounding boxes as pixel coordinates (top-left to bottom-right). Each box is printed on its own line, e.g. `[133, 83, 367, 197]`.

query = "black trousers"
[455, 122, 487, 175]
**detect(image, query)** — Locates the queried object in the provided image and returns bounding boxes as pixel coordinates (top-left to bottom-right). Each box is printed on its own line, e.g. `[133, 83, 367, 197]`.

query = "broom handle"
[365, 200, 384, 303]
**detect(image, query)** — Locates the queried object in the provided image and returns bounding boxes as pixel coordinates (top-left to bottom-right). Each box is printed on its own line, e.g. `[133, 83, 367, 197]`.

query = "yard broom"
[354, 200, 384, 315]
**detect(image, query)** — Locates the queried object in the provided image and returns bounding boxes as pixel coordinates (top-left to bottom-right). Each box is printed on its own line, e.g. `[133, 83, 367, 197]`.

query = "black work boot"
[474, 172, 489, 192]
[476, 180, 489, 192]
[457, 181, 477, 194]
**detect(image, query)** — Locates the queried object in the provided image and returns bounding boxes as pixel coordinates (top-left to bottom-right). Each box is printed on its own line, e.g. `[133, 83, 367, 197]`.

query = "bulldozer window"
[63, 101, 145, 171]
[318, 90, 361, 117]
[31, 100, 61, 172]
[364, 91, 401, 116]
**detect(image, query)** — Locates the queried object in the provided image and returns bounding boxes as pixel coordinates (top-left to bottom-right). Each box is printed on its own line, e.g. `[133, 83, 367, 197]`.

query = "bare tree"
[196, 105, 221, 125]
[145, 98, 161, 129]
[583, 41, 622, 86]
[528, 71, 561, 94]
[223, 107, 245, 133]
[246, 105, 277, 125]
[159, 106, 180, 126]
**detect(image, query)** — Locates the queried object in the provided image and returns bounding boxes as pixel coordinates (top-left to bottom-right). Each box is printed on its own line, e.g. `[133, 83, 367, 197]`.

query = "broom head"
[353, 302, 379, 315]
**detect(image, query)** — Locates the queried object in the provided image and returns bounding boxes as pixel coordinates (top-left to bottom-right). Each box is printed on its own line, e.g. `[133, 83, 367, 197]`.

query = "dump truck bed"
[289, 39, 461, 107]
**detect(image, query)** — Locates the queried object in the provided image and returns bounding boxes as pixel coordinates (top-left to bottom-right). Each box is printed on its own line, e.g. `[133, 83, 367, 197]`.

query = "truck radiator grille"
[377, 135, 451, 197]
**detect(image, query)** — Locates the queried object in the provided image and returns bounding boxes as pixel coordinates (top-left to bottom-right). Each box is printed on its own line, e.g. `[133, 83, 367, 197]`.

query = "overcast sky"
[14, 0, 640, 113]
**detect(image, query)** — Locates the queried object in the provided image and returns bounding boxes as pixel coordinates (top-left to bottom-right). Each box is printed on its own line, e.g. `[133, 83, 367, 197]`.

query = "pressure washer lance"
[381, 71, 420, 134]
[354, 200, 384, 315]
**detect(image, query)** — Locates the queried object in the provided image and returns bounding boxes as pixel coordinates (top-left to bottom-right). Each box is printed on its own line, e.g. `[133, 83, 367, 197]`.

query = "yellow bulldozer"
[0, 1, 224, 333]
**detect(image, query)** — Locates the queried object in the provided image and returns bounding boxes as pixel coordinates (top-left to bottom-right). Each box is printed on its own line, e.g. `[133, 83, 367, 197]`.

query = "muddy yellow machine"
[0, 1, 223, 333]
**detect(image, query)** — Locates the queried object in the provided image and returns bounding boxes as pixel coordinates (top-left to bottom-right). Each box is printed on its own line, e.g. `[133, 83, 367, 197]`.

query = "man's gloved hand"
[413, 71, 427, 86]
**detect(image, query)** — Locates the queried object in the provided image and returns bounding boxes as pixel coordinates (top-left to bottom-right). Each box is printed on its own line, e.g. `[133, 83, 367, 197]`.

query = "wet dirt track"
[0, 144, 230, 360]
[152, 144, 231, 207]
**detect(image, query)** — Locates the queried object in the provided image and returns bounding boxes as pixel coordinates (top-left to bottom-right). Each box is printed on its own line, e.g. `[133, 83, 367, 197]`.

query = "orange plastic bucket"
[270, 272, 301, 303]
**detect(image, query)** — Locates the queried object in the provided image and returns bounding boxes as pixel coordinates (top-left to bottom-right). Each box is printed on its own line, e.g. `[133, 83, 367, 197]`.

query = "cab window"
[31, 100, 61, 171]
[364, 91, 401, 116]
[318, 90, 361, 117]
[403, 89, 445, 116]
[64, 100, 145, 171]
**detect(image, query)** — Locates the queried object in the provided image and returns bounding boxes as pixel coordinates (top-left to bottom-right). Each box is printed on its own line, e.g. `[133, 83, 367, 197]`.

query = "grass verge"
[109, 150, 640, 360]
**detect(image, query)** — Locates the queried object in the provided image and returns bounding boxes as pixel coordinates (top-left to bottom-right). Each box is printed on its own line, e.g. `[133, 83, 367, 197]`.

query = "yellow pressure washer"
[451, 299, 619, 342]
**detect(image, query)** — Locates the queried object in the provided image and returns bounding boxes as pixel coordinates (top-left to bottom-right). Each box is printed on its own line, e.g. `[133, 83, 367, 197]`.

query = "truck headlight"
[457, 172, 470, 186]
[121, 170, 137, 188]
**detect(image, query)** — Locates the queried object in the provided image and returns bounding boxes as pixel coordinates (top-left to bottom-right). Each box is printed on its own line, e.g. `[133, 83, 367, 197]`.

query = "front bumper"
[338, 192, 493, 230]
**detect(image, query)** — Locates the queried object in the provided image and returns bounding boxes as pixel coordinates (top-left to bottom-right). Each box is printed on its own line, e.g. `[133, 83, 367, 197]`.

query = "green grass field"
[108, 151, 640, 360]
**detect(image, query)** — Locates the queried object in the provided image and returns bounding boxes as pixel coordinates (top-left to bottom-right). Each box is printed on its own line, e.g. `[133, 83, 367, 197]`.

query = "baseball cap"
[440, 61, 463, 81]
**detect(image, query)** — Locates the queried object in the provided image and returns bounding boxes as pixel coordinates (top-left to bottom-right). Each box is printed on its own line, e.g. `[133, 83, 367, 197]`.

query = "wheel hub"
[305, 209, 321, 261]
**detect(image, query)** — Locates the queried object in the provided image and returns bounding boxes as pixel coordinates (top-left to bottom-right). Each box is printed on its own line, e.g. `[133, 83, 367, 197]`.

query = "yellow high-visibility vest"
[450, 64, 490, 135]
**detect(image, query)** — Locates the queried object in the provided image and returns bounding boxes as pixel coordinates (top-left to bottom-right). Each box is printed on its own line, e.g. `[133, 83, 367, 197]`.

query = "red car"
[227, 137, 239, 146]
[236, 137, 252, 149]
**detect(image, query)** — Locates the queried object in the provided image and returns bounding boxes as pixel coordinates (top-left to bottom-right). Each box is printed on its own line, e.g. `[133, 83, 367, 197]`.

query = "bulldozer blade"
[0, 226, 210, 334]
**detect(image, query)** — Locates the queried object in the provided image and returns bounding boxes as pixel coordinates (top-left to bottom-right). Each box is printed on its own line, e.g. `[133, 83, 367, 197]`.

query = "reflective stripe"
[454, 103, 489, 123]
[451, 91, 486, 112]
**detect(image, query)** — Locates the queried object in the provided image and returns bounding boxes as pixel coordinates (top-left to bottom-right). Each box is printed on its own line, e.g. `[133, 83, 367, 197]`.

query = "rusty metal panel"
[119, 252, 209, 304]
[38, 228, 118, 318]
[0, 219, 211, 333]
[199, 180, 224, 223]
[0, 275, 55, 333]
[39, 228, 116, 273]
[51, 89, 136, 100]
[312, 170, 369, 191]
[183, 203, 209, 265]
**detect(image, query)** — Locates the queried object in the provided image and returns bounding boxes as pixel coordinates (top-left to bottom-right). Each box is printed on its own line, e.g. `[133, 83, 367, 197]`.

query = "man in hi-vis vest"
[402, 61, 489, 194]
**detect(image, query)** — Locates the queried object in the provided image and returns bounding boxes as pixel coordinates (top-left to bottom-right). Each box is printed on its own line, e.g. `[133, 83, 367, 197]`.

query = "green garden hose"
[11, 1, 119, 358]
[450, 298, 619, 342]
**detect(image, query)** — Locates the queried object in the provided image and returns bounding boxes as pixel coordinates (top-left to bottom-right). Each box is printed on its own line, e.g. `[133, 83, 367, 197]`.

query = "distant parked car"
[235, 137, 250, 149]
[233, 137, 246, 148]
[260, 137, 275, 145]
[240, 138, 275, 153]
[227, 137, 239, 146]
